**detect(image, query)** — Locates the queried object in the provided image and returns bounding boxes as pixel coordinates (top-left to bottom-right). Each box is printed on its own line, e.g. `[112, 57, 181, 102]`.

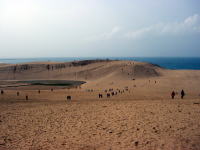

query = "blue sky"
[0, 0, 200, 57]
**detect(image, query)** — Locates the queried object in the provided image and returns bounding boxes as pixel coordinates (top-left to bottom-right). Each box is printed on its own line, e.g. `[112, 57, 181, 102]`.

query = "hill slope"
[0, 60, 161, 81]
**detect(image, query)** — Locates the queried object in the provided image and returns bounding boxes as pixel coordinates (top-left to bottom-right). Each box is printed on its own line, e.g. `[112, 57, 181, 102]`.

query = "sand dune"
[1, 60, 200, 150]
[0, 60, 161, 81]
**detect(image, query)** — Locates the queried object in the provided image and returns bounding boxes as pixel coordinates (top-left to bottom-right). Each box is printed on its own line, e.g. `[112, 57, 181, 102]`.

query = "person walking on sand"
[181, 90, 185, 99]
[171, 91, 175, 99]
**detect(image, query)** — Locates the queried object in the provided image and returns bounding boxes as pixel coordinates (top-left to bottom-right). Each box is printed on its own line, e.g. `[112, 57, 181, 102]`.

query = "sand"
[0, 60, 200, 150]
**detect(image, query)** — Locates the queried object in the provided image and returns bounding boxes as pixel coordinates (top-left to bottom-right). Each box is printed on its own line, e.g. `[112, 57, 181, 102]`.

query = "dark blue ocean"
[0, 57, 200, 70]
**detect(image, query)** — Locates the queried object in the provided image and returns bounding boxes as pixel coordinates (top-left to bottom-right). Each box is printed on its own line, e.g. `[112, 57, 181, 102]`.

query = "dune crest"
[0, 60, 161, 81]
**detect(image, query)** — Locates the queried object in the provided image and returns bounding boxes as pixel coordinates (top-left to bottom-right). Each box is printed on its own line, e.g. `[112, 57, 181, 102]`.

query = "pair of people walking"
[171, 90, 185, 99]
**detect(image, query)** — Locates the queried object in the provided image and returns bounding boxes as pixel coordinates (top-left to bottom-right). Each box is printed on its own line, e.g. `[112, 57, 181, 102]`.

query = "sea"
[0, 57, 200, 70]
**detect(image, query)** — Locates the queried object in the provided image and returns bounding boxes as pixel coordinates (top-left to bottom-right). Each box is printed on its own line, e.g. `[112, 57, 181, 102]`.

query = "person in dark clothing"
[181, 90, 185, 99]
[1, 90, 4, 95]
[171, 91, 175, 99]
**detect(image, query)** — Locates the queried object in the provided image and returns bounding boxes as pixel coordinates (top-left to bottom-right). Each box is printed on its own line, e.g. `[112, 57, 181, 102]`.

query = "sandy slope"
[0, 60, 160, 81]
[0, 60, 200, 150]
[1, 98, 200, 150]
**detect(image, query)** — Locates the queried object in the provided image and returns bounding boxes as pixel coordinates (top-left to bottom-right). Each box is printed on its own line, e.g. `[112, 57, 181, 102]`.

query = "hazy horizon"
[0, 0, 200, 58]
[1, 56, 200, 59]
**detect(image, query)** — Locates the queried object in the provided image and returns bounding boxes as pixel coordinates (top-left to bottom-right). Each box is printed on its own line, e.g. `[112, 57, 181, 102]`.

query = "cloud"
[125, 14, 200, 39]
[85, 14, 200, 42]
[85, 26, 121, 41]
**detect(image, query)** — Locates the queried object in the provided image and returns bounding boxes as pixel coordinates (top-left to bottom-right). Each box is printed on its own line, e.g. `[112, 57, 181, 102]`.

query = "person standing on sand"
[181, 90, 185, 99]
[171, 91, 175, 99]
[1, 90, 4, 95]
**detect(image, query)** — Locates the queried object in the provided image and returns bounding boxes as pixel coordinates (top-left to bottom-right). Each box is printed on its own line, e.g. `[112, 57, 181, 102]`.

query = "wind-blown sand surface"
[0, 60, 200, 150]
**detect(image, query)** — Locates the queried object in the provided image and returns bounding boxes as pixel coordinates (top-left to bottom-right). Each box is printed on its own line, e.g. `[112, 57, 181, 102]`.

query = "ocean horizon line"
[1, 56, 200, 59]
[0, 57, 200, 70]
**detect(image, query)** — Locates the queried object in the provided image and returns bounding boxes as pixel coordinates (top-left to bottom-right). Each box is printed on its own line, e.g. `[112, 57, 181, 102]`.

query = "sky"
[0, 0, 200, 58]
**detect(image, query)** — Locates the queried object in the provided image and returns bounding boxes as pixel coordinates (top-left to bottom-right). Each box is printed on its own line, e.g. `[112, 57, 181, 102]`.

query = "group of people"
[171, 90, 185, 99]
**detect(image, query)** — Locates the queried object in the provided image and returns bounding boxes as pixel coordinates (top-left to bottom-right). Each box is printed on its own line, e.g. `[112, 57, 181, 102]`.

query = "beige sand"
[0, 60, 200, 150]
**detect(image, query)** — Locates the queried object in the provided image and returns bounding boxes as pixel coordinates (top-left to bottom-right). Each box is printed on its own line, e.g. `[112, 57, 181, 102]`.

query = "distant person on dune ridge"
[171, 91, 175, 99]
[181, 90, 185, 99]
